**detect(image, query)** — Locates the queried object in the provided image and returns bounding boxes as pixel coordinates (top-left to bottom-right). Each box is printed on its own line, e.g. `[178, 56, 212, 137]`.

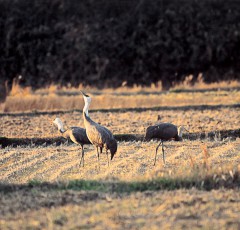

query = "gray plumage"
[145, 123, 184, 165]
[145, 123, 181, 141]
[53, 117, 91, 167]
[81, 91, 117, 167]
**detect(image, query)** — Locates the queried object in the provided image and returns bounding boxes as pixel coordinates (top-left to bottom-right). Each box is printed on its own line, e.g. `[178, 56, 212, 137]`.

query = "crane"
[80, 91, 117, 168]
[145, 123, 186, 165]
[53, 117, 91, 167]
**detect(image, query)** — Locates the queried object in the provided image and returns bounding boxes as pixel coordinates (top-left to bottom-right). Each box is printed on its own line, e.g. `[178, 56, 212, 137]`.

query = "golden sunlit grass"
[3, 90, 240, 112]
[9, 76, 32, 97]
[173, 73, 240, 90]
[32, 76, 240, 95]
[2, 77, 240, 112]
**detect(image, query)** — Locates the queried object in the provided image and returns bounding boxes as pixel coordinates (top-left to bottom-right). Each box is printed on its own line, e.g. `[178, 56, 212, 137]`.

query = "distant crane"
[145, 123, 187, 165]
[80, 91, 117, 168]
[53, 117, 91, 167]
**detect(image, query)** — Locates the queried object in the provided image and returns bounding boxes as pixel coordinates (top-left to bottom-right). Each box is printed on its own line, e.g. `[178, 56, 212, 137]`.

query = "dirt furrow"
[23, 148, 79, 182]
[0, 148, 60, 181]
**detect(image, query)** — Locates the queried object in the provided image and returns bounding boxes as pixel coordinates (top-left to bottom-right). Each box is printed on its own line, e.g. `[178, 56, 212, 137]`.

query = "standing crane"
[145, 123, 186, 165]
[80, 91, 117, 168]
[53, 117, 91, 167]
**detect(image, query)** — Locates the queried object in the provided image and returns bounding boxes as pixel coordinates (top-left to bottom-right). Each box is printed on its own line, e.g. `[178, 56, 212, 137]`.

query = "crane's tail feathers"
[110, 152, 116, 160]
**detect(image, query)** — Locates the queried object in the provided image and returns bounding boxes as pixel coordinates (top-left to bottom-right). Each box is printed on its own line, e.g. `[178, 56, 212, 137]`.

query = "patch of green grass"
[0, 170, 238, 194]
[33, 171, 240, 192]
[28, 179, 43, 187]
[65, 180, 107, 191]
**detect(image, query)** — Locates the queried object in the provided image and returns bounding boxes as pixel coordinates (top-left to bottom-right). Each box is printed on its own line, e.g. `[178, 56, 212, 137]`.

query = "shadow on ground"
[0, 129, 239, 148]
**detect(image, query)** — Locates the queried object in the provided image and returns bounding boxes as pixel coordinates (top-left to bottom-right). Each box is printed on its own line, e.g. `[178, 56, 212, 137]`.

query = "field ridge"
[0, 129, 239, 148]
[1, 103, 239, 117]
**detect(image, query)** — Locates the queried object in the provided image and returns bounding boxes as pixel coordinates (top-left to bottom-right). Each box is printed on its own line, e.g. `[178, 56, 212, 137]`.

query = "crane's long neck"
[83, 99, 90, 117]
[82, 96, 96, 129]
[83, 96, 92, 124]
[83, 111, 92, 126]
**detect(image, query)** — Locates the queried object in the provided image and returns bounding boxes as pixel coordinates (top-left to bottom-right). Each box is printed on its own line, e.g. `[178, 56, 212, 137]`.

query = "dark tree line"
[0, 0, 240, 91]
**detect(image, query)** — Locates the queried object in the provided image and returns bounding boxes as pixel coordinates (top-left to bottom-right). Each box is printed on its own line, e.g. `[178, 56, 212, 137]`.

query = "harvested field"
[0, 88, 239, 229]
[0, 139, 239, 183]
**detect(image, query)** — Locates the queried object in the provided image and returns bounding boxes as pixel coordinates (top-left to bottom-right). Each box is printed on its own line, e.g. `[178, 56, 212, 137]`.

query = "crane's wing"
[146, 123, 177, 140]
[157, 123, 178, 139]
[86, 123, 115, 147]
[70, 127, 91, 145]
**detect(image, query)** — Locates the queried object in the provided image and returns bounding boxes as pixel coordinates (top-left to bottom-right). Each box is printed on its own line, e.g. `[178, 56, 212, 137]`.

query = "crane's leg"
[154, 140, 165, 165]
[78, 146, 84, 167]
[154, 142, 162, 166]
[79, 147, 85, 167]
[106, 149, 110, 167]
[96, 147, 100, 170]
[161, 140, 165, 164]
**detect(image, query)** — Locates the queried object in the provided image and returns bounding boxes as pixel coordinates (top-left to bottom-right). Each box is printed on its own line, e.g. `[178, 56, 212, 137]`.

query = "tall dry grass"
[3, 89, 240, 113]
[1, 77, 239, 112]
[9, 76, 32, 97]
[173, 73, 240, 90]
[33, 77, 240, 95]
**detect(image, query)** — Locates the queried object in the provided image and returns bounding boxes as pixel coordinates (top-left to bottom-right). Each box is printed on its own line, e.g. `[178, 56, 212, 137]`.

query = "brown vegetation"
[2, 79, 240, 112]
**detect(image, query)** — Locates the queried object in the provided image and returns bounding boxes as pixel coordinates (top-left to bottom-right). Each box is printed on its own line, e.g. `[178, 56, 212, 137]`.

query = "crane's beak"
[80, 90, 89, 97]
